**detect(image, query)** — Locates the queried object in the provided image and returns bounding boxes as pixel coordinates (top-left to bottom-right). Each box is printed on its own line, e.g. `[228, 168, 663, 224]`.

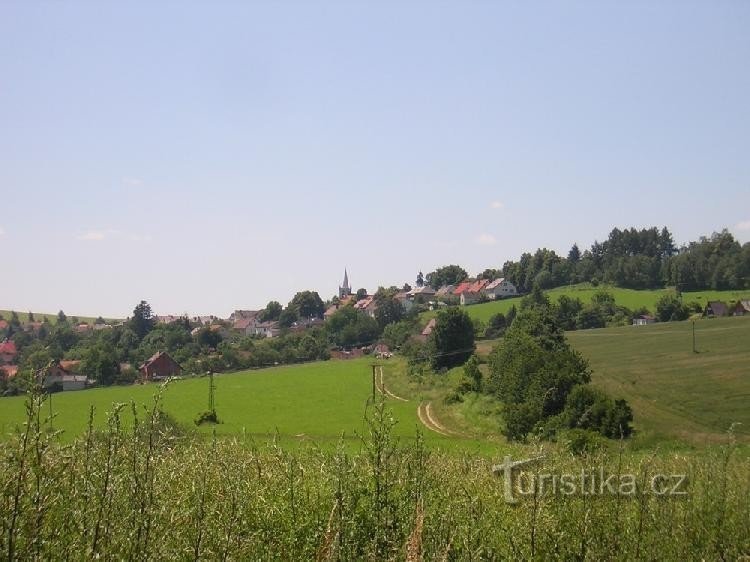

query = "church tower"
[339, 269, 351, 299]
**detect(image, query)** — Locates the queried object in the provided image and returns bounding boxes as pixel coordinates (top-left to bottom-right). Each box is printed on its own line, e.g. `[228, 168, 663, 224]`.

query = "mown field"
[2, 316, 750, 450]
[0, 358, 494, 453]
[0, 310, 120, 325]
[568, 315, 750, 445]
[426, 284, 750, 324]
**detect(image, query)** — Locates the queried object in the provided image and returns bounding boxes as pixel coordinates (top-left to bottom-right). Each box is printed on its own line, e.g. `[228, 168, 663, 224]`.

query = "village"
[0, 269, 521, 393]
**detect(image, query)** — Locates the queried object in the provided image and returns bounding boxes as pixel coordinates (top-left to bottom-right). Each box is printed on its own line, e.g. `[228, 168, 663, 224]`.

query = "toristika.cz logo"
[492, 455, 688, 504]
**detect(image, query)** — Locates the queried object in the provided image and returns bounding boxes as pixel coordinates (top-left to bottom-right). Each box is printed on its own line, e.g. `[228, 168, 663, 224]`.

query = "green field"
[0, 358, 495, 452]
[2, 312, 749, 450]
[427, 284, 750, 324]
[0, 310, 120, 325]
[568, 315, 750, 445]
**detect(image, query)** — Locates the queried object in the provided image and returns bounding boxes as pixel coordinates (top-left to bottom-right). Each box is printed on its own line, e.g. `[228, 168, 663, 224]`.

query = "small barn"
[704, 301, 728, 317]
[139, 351, 182, 380]
[632, 315, 656, 326]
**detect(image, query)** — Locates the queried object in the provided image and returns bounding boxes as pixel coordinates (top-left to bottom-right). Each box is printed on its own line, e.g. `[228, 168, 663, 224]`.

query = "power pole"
[370, 364, 381, 401]
[207, 370, 215, 414]
[692, 320, 696, 353]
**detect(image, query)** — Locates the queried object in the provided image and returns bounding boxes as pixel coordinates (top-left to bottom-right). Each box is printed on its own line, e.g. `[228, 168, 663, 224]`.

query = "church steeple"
[339, 269, 351, 299]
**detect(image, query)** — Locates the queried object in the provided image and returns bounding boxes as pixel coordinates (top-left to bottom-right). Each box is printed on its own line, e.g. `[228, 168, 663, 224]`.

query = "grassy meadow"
[426, 284, 750, 324]
[0, 310, 120, 325]
[0, 358, 495, 453]
[568, 315, 750, 445]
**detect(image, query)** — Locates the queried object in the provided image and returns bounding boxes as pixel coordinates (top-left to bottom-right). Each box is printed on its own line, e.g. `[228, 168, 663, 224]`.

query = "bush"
[564, 428, 605, 456]
[194, 410, 219, 426]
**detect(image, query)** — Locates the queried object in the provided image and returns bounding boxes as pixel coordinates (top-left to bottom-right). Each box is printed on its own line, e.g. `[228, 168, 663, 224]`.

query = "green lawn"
[0, 310, 120, 325]
[567, 315, 750, 445]
[425, 284, 750, 325]
[0, 358, 495, 453]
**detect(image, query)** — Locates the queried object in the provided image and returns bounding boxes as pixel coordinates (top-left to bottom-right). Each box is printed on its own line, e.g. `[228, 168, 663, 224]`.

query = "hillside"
[567, 315, 750, 445]
[0, 310, 120, 325]
[425, 284, 750, 324]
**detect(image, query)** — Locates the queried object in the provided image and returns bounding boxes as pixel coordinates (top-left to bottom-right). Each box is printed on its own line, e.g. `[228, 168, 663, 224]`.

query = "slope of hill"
[0, 310, 120, 325]
[567, 316, 750, 444]
[425, 284, 750, 324]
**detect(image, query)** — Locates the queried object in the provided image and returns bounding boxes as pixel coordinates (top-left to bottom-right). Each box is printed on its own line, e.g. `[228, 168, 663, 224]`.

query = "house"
[394, 291, 414, 312]
[733, 300, 750, 316]
[23, 322, 42, 333]
[460, 279, 489, 306]
[452, 281, 473, 297]
[484, 278, 518, 299]
[0, 364, 18, 381]
[632, 315, 656, 326]
[435, 285, 455, 297]
[353, 295, 378, 318]
[75, 323, 92, 334]
[139, 351, 182, 380]
[0, 340, 18, 364]
[408, 286, 436, 299]
[233, 311, 262, 336]
[155, 315, 181, 324]
[44, 360, 88, 391]
[704, 301, 729, 317]
[0, 320, 9, 331]
[253, 321, 281, 338]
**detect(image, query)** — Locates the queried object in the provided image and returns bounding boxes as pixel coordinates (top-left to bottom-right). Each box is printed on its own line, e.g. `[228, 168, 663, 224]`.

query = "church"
[339, 269, 352, 299]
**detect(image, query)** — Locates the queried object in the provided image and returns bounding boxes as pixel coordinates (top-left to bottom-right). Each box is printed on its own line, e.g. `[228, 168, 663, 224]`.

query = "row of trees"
[501, 227, 750, 292]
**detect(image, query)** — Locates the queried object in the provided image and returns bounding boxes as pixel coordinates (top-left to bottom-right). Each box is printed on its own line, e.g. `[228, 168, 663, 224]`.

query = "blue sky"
[1, 1, 749, 318]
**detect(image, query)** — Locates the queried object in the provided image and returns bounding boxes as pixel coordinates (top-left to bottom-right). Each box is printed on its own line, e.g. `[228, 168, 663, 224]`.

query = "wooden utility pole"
[370, 364, 381, 401]
[207, 370, 216, 414]
[692, 320, 696, 353]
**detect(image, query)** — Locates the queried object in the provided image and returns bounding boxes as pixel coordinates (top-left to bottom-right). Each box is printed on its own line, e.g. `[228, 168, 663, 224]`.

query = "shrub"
[194, 410, 219, 426]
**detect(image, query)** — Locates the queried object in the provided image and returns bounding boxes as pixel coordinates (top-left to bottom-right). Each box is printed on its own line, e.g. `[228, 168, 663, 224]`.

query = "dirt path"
[377, 367, 409, 402]
[417, 402, 450, 436]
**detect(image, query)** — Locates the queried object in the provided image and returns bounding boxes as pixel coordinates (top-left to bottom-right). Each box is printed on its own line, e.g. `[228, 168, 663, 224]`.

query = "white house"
[483, 278, 517, 299]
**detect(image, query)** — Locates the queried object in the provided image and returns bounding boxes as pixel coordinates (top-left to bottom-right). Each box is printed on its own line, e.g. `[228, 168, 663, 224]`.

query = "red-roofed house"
[0, 364, 18, 380]
[0, 340, 18, 364]
[453, 282, 472, 296]
[139, 351, 182, 381]
[460, 279, 490, 306]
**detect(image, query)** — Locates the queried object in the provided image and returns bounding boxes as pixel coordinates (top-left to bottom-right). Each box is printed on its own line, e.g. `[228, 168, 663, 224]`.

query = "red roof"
[468, 279, 489, 293]
[453, 282, 473, 295]
[0, 365, 18, 378]
[0, 340, 18, 356]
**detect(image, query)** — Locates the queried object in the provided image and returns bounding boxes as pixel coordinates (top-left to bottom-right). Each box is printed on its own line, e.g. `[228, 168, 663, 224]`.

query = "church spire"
[339, 269, 351, 299]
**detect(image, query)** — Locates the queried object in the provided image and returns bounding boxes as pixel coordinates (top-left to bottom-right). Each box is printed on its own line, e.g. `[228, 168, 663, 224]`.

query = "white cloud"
[122, 177, 144, 187]
[77, 230, 110, 241]
[475, 233, 497, 246]
[490, 200, 504, 210]
[735, 220, 750, 231]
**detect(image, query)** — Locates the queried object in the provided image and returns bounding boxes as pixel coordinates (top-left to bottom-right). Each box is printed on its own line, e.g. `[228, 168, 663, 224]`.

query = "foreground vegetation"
[1, 390, 748, 561]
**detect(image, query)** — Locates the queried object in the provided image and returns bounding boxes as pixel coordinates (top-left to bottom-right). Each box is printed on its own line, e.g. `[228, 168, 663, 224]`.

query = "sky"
[1, 1, 749, 318]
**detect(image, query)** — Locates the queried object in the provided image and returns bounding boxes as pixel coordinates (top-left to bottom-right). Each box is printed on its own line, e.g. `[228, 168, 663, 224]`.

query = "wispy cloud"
[77, 230, 112, 241]
[76, 229, 151, 242]
[475, 233, 497, 246]
[490, 200, 504, 210]
[122, 177, 144, 187]
[735, 220, 750, 231]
